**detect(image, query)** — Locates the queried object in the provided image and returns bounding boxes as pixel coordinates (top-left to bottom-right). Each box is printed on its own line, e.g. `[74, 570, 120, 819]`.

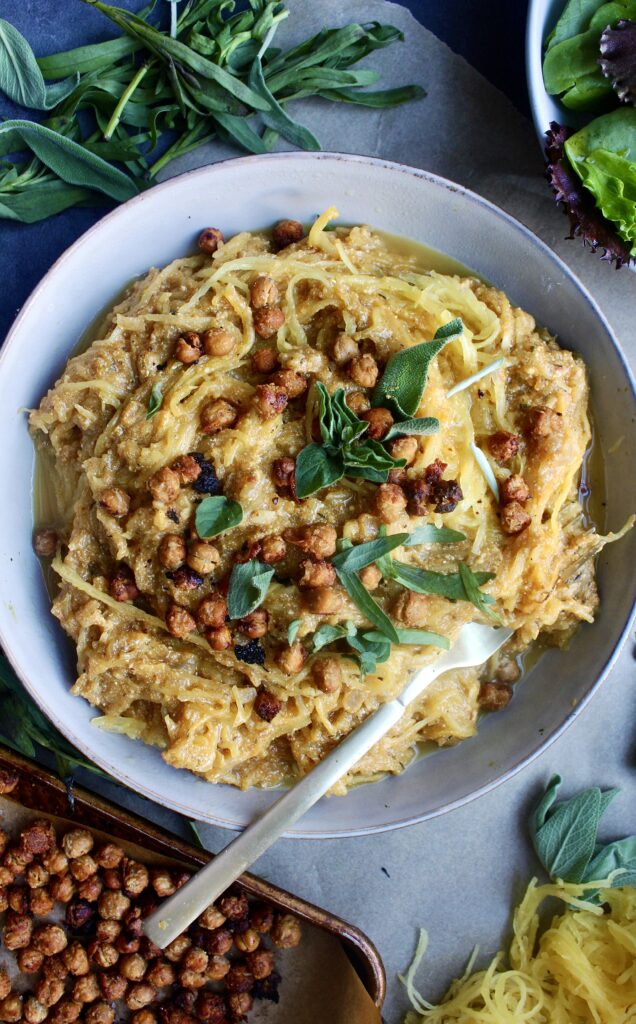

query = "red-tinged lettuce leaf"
[545, 121, 634, 267]
[599, 18, 636, 104]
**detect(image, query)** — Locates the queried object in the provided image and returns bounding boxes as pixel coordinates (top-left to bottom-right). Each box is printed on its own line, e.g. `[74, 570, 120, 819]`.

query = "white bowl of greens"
[526, 0, 636, 266]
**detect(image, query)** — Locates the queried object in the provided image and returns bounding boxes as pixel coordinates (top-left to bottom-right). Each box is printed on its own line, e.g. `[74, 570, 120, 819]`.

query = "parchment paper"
[38, 4, 636, 1023]
[0, 798, 381, 1024]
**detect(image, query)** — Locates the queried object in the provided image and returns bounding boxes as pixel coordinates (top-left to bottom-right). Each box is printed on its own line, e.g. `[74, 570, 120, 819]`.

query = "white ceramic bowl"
[1, 153, 635, 837]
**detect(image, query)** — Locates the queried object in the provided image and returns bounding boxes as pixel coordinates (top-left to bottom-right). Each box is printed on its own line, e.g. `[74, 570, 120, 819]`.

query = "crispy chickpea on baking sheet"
[0, 786, 302, 1024]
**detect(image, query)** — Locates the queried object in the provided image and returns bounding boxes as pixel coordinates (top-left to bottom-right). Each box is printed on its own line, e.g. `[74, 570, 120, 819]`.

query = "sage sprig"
[531, 776, 636, 894]
[371, 319, 463, 418]
[0, 20, 79, 109]
[227, 558, 274, 619]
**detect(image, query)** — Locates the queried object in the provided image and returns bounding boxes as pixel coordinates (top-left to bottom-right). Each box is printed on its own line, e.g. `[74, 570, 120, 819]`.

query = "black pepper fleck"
[234, 639, 266, 666]
[166, 509, 180, 524]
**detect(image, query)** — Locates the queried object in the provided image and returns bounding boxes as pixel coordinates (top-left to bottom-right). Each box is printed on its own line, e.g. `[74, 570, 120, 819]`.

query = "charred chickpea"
[95, 844, 124, 870]
[95, 920, 120, 944]
[120, 954, 147, 982]
[275, 642, 306, 677]
[271, 912, 302, 948]
[346, 390, 370, 415]
[26, 863, 49, 889]
[109, 565, 139, 603]
[199, 905, 226, 930]
[49, 999, 82, 1024]
[98, 487, 131, 518]
[237, 609, 269, 639]
[33, 528, 58, 557]
[70, 855, 97, 883]
[205, 626, 232, 651]
[271, 456, 296, 492]
[78, 876, 103, 903]
[159, 533, 187, 571]
[233, 928, 260, 953]
[23, 997, 48, 1024]
[98, 974, 127, 1002]
[174, 332, 201, 365]
[194, 992, 225, 1023]
[126, 985, 156, 1012]
[186, 542, 220, 575]
[245, 948, 275, 980]
[145, 962, 175, 988]
[375, 482, 408, 523]
[164, 936, 191, 963]
[150, 869, 176, 899]
[269, 369, 308, 399]
[63, 943, 89, 977]
[30, 889, 55, 917]
[43, 848, 68, 875]
[197, 228, 224, 255]
[49, 875, 75, 903]
[359, 564, 382, 590]
[298, 558, 336, 589]
[66, 899, 94, 930]
[72, 974, 100, 1004]
[35, 979, 64, 1010]
[272, 218, 304, 249]
[331, 333, 359, 365]
[360, 407, 393, 440]
[205, 955, 230, 981]
[202, 328, 235, 357]
[250, 346, 278, 374]
[253, 690, 282, 722]
[196, 593, 227, 629]
[34, 925, 68, 957]
[389, 435, 418, 466]
[249, 275, 279, 309]
[253, 306, 285, 340]
[148, 468, 181, 504]
[101, 868, 121, 891]
[487, 430, 521, 463]
[166, 604, 197, 640]
[4, 911, 33, 950]
[18, 947, 45, 974]
[116, 933, 140, 956]
[200, 398, 238, 435]
[0, 995, 22, 1023]
[260, 534, 287, 563]
[85, 1004, 115, 1024]
[301, 587, 344, 615]
[219, 892, 249, 920]
[8, 885, 28, 912]
[348, 353, 378, 389]
[98, 890, 130, 921]
[122, 860, 149, 897]
[311, 657, 342, 694]
[202, 927, 232, 957]
[253, 382, 288, 418]
[171, 455, 201, 486]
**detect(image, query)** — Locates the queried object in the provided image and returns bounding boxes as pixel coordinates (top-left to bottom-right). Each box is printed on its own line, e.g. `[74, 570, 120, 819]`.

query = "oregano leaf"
[295, 443, 344, 498]
[195, 496, 243, 538]
[227, 558, 274, 619]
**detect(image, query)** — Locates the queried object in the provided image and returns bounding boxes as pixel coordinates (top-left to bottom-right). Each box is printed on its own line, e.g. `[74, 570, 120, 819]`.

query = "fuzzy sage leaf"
[227, 558, 274, 619]
[371, 318, 463, 418]
[383, 417, 440, 440]
[0, 19, 79, 109]
[195, 496, 243, 538]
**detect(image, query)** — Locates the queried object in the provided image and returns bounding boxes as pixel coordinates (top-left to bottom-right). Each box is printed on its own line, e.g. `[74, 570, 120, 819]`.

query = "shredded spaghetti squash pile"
[403, 879, 636, 1024]
[29, 209, 622, 791]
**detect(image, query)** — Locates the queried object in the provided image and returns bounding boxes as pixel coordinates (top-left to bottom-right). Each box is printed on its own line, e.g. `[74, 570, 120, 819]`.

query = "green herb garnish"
[458, 562, 499, 620]
[287, 618, 302, 646]
[331, 533, 408, 573]
[371, 319, 463, 418]
[227, 558, 275, 619]
[531, 776, 636, 893]
[146, 383, 163, 420]
[405, 525, 467, 545]
[363, 628, 450, 649]
[195, 495, 243, 538]
[335, 567, 400, 643]
[312, 621, 357, 652]
[383, 417, 440, 440]
[0, 3, 424, 222]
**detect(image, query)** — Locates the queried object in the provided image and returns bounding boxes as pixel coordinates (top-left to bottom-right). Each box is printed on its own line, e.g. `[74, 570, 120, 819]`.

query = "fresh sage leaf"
[287, 618, 302, 646]
[227, 558, 274, 619]
[0, 120, 138, 202]
[312, 621, 356, 652]
[585, 836, 636, 888]
[371, 318, 463, 418]
[335, 567, 400, 643]
[195, 495, 243, 538]
[531, 775, 620, 884]
[331, 533, 408, 573]
[347, 631, 392, 676]
[458, 562, 498, 620]
[0, 19, 79, 109]
[146, 383, 163, 419]
[37, 34, 140, 79]
[383, 417, 440, 440]
[295, 443, 344, 499]
[363, 628, 450, 650]
[405, 525, 466, 546]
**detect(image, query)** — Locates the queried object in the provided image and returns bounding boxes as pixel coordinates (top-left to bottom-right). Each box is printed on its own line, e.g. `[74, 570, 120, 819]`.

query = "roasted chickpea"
[199, 905, 226, 930]
[95, 921, 121, 943]
[249, 275, 279, 309]
[49, 1000, 81, 1024]
[98, 974, 127, 1002]
[275, 642, 306, 676]
[253, 306, 285, 340]
[205, 955, 230, 981]
[145, 962, 175, 988]
[174, 332, 201, 365]
[375, 482, 407, 523]
[42, 957, 68, 982]
[78, 876, 103, 903]
[23, 997, 47, 1024]
[349, 353, 378, 388]
[122, 860, 149, 897]
[186, 542, 220, 576]
[94, 843, 124, 870]
[0, 771, 18, 795]
[63, 942, 89, 977]
[227, 991, 253, 1020]
[35, 979, 64, 1010]
[98, 890, 130, 921]
[346, 390, 370, 415]
[260, 534, 287, 563]
[72, 974, 100, 1004]
[8, 884, 28, 912]
[500, 473, 530, 505]
[272, 219, 304, 249]
[525, 405, 562, 439]
[253, 690, 282, 722]
[237, 609, 269, 639]
[202, 329, 235, 358]
[393, 590, 431, 627]
[109, 565, 139, 603]
[194, 992, 225, 1023]
[126, 985, 156, 1011]
[0, 995, 22, 1023]
[164, 604, 196, 640]
[331, 333, 359, 365]
[0, 888, 6, 914]
[70, 855, 97, 883]
[311, 657, 342, 693]
[148, 468, 181, 504]
[487, 430, 521, 463]
[164, 936, 191, 963]
[269, 369, 307, 399]
[359, 563, 382, 590]
[131, 1013, 157, 1024]
[202, 928, 232, 957]
[4, 911, 33, 950]
[33, 528, 58, 557]
[116, 934, 140, 956]
[245, 948, 274, 980]
[171, 455, 201, 486]
[98, 487, 131, 517]
[360, 407, 393, 440]
[85, 1005, 115, 1024]
[253, 382, 288, 418]
[200, 398, 237, 434]
[301, 587, 344, 615]
[283, 524, 337, 559]
[250, 346, 279, 374]
[500, 501, 531, 535]
[197, 228, 224, 255]
[26, 863, 49, 889]
[18, 947, 45, 974]
[196, 593, 227, 629]
[159, 534, 186, 571]
[205, 626, 232, 651]
[120, 954, 147, 982]
[271, 912, 302, 948]
[298, 558, 336, 589]
[150, 869, 176, 899]
[233, 928, 260, 953]
[34, 925, 68, 957]
[388, 435, 418, 465]
[42, 848, 68, 875]
[49, 875, 75, 903]
[88, 942, 118, 970]
[249, 902, 274, 934]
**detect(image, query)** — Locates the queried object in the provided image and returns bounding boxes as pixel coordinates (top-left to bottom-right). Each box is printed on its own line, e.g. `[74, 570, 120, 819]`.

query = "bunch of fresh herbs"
[0, 1, 424, 223]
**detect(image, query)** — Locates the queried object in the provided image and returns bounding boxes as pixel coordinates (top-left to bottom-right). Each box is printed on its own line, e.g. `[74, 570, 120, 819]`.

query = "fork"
[144, 621, 512, 946]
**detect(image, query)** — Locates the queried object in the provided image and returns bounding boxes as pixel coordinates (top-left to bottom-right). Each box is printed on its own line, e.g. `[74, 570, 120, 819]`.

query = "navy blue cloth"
[0, 0, 529, 342]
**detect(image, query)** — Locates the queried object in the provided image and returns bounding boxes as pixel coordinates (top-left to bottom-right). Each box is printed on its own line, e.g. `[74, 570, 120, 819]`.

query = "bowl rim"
[3, 149, 636, 837]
